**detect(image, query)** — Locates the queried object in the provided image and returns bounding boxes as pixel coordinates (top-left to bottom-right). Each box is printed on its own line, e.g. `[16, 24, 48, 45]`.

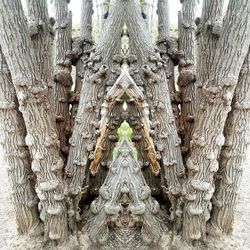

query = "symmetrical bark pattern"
[86, 135, 165, 245]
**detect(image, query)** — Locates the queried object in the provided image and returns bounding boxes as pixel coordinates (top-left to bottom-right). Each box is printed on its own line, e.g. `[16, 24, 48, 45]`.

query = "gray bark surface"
[52, 0, 73, 156]
[65, 0, 124, 219]
[70, 0, 93, 130]
[86, 134, 165, 245]
[26, 0, 54, 101]
[209, 49, 250, 235]
[195, 0, 224, 102]
[125, 0, 185, 221]
[0, 48, 42, 236]
[178, 0, 197, 156]
[182, 0, 250, 242]
[0, 0, 68, 242]
[157, 0, 181, 136]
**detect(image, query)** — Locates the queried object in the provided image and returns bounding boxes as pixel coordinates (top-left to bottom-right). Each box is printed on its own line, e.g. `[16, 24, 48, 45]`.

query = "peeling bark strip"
[182, 0, 250, 242]
[70, 0, 93, 130]
[209, 49, 250, 235]
[0, 49, 42, 235]
[178, 0, 197, 156]
[52, 0, 73, 156]
[0, 0, 68, 243]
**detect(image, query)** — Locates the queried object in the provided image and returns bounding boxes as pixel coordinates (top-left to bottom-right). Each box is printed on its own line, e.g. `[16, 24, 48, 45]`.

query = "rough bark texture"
[182, 0, 250, 242]
[209, 49, 250, 235]
[52, 0, 73, 156]
[0, 0, 68, 243]
[26, 0, 54, 102]
[157, 0, 181, 136]
[123, 0, 185, 226]
[178, 0, 197, 156]
[195, 0, 224, 101]
[0, 48, 42, 236]
[65, 0, 124, 218]
[86, 135, 165, 245]
[70, 0, 93, 130]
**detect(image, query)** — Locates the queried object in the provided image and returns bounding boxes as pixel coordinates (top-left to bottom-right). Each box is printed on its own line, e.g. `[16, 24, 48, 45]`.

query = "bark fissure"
[0, 48, 42, 235]
[0, 0, 68, 242]
[209, 49, 250, 235]
[52, 0, 73, 156]
[182, 0, 250, 242]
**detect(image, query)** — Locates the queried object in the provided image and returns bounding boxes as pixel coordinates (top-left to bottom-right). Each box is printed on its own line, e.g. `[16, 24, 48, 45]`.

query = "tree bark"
[195, 0, 224, 102]
[52, 0, 73, 156]
[157, 0, 181, 136]
[70, 0, 93, 130]
[177, 0, 197, 156]
[25, 0, 54, 102]
[182, 0, 250, 242]
[0, 0, 68, 243]
[124, 0, 185, 223]
[208, 49, 250, 235]
[0, 48, 42, 236]
[65, 0, 124, 218]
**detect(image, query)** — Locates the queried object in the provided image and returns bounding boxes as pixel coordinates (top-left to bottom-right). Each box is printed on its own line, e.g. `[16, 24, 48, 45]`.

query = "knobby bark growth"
[182, 0, 250, 241]
[0, 0, 68, 243]
[0, 0, 249, 247]
[177, 0, 197, 156]
[52, 0, 73, 157]
[0, 48, 42, 235]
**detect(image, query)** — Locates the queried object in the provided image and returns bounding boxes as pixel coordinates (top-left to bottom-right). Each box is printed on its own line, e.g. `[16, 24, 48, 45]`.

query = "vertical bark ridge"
[70, 0, 93, 130]
[208, 49, 250, 235]
[124, 0, 185, 223]
[178, 0, 197, 156]
[52, 0, 73, 157]
[26, 0, 54, 102]
[182, 0, 250, 242]
[157, 0, 181, 138]
[195, 0, 224, 102]
[65, 0, 124, 218]
[0, 0, 68, 243]
[0, 48, 42, 236]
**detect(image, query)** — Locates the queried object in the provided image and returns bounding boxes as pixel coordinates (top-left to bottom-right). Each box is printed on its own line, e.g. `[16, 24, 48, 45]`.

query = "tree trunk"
[52, 0, 73, 156]
[124, 0, 185, 223]
[178, 0, 197, 156]
[65, 0, 124, 219]
[0, 0, 68, 243]
[0, 48, 42, 236]
[157, 0, 181, 136]
[195, 0, 224, 102]
[182, 0, 250, 242]
[208, 49, 250, 235]
[25, 0, 54, 102]
[70, 0, 93, 130]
